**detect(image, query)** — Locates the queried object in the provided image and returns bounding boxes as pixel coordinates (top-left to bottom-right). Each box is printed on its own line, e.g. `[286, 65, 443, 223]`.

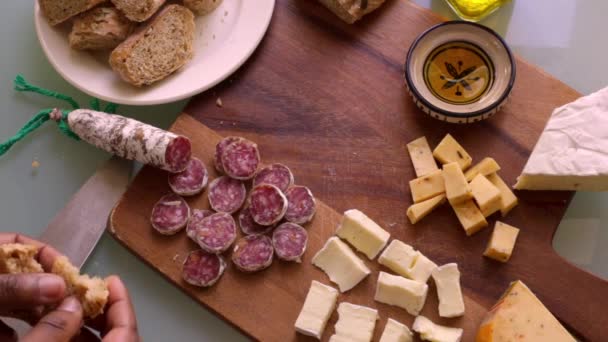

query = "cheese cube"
[410, 169, 445, 203]
[408, 252, 438, 284]
[476, 281, 575, 342]
[295, 281, 339, 339]
[483, 221, 520, 262]
[451, 200, 488, 236]
[406, 194, 446, 224]
[431, 263, 465, 318]
[336, 209, 391, 259]
[378, 240, 437, 283]
[443, 162, 473, 205]
[379, 318, 413, 342]
[469, 174, 502, 217]
[464, 157, 501, 182]
[486, 173, 518, 217]
[413, 316, 463, 342]
[432, 134, 472, 170]
[331, 302, 378, 342]
[312, 237, 371, 292]
[374, 272, 428, 316]
[407, 136, 439, 177]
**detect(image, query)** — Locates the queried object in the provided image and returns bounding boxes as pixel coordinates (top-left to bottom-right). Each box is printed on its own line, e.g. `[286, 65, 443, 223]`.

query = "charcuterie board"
[109, 0, 608, 340]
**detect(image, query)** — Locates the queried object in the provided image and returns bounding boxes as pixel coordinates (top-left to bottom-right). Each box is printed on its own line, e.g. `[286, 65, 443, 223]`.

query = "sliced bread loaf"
[183, 0, 223, 16]
[69, 7, 134, 50]
[109, 4, 195, 87]
[39, 0, 108, 26]
[110, 0, 166, 22]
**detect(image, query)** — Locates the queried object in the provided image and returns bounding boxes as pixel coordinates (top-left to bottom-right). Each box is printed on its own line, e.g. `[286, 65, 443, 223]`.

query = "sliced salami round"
[182, 250, 226, 287]
[214, 136, 241, 173]
[195, 213, 237, 254]
[232, 235, 274, 272]
[284, 186, 316, 225]
[208, 176, 246, 214]
[252, 163, 294, 192]
[238, 206, 274, 236]
[272, 223, 308, 263]
[220, 138, 260, 180]
[248, 184, 288, 226]
[168, 158, 209, 196]
[186, 209, 214, 241]
[150, 193, 190, 235]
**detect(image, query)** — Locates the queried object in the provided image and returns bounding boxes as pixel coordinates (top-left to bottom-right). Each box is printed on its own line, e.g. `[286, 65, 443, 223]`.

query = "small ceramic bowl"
[405, 21, 515, 123]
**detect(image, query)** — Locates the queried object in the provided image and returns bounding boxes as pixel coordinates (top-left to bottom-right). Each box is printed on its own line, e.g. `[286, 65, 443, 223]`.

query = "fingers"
[0, 233, 63, 271]
[22, 296, 83, 342]
[99, 276, 139, 341]
[0, 274, 66, 309]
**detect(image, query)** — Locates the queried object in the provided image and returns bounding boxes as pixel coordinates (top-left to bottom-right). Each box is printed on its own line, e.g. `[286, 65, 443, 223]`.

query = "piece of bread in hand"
[183, 0, 222, 16]
[0, 243, 109, 319]
[69, 7, 135, 50]
[109, 4, 195, 87]
[39, 0, 108, 26]
[318, 0, 386, 24]
[110, 0, 166, 22]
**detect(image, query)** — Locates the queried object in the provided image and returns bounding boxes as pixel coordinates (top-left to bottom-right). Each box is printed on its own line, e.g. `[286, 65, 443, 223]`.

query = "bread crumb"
[172, 253, 180, 262]
[216, 98, 223, 107]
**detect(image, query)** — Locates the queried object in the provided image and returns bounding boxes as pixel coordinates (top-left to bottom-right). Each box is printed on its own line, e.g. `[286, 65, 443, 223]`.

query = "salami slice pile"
[238, 206, 274, 236]
[194, 213, 237, 254]
[150, 193, 190, 235]
[208, 176, 246, 214]
[169, 158, 209, 196]
[272, 223, 308, 263]
[186, 209, 214, 241]
[182, 250, 226, 287]
[232, 235, 274, 272]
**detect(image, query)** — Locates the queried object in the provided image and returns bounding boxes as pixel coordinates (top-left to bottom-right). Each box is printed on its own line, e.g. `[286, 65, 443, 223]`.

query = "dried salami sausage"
[248, 184, 288, 226]
[214, 136, 241, 173]
[168, 158, 209, 196]
[194, 213, 237, 254]
[284, 186, 316, 225]
[238, 206, 274, 236]
[220, 138, 260, 180]
[186, 209, 214, 241]
[232, 235, 274, 272]
[272, 222, 308, 262]
[150, 193, 190, 235]
[207, 176, 246, 214]
[182, 250, 226, 287]
[252, 163, 294, 192]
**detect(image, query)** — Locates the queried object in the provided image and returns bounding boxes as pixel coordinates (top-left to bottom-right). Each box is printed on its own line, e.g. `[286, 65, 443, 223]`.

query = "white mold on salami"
[195, 212, 237, 254]
[238, 206, 275, 236]
[214, 136, 241, 173]
[284, 186, 317, 225]
[168, 158, 209, 196]
[182, 250, 226, 287]
[248, 184, 288, 226]
[150, 193, 190, 235]
[66, 109, 191, 172]
[208, 176, 246, 214]
[220, 138, 260, 180]
[232, 235, 274, 272]
[186, 209, 214, 241]
[272, 222, 308, 263]
[252, 163, 294, 192]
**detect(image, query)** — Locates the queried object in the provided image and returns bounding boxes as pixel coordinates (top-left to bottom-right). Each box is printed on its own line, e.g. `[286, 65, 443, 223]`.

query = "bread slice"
[318, 0, 386, 24]
[39, 0, 108, 26]
[183, 0, 222, 16]
[69, 6, 134, 50]
[110, 0, 165, 22]
[0, 243, 108, 319]
[109, 4, 195, 87]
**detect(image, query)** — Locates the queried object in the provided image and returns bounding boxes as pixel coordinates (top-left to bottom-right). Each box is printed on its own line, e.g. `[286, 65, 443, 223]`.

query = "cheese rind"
[483, 221, 520, 262]
[375, 272, 428, 316]
[312, 237, 371, 292]
[379, 318, 413, 342]
[469, 174, 502, 217]
[443, 162, 473, 205]
[336, 209, 391, 259]
[378, 240, 437, 283]
[407, 194, 446, 224]
[451, 200, 488, 236]
[410, 169, 445, 203]
[476, 281, 575, 342]
[433, 134, 472, 170]
[431, 263, 465, 318]
[407, 136, 439, 177]
[413, 316, 463, 342]
[331, 302, 378, 342]
[486, 173, 518, 216]
[465, 157, 501, 182]
[295, 281, 339, 339]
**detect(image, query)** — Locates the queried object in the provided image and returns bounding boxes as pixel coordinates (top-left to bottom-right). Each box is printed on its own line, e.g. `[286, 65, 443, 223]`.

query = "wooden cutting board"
[110, 0, 608, 340]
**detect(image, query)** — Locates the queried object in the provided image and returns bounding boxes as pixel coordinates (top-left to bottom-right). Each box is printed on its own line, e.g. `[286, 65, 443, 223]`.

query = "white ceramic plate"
[35, 0, 275, 106]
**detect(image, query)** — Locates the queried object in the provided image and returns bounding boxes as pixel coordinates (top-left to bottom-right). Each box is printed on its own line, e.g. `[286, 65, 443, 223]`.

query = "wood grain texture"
[111, 0, 607, 340]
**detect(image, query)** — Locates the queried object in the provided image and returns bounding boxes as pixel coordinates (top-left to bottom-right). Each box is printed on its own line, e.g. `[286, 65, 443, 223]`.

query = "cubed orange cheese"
[465, 157, 501, 182]
[407, 136, 439, 178]
[451, 200, 487, 236]
[406, 194, 446, 224]
[409, 170, 445, 203]
[486, 173, 518, 217]
[483, 221, 519, 262]
[443, 162, 473, 205]
[470, 174, 501, 217]
[433, 134, 472, 170]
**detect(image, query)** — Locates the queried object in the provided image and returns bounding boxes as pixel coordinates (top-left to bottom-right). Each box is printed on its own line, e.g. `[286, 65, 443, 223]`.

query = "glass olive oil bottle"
[445, 0, 510, 22]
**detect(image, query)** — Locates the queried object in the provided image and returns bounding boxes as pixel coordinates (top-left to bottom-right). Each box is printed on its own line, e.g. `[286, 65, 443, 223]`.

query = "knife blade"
[38, 156, 132, 268]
